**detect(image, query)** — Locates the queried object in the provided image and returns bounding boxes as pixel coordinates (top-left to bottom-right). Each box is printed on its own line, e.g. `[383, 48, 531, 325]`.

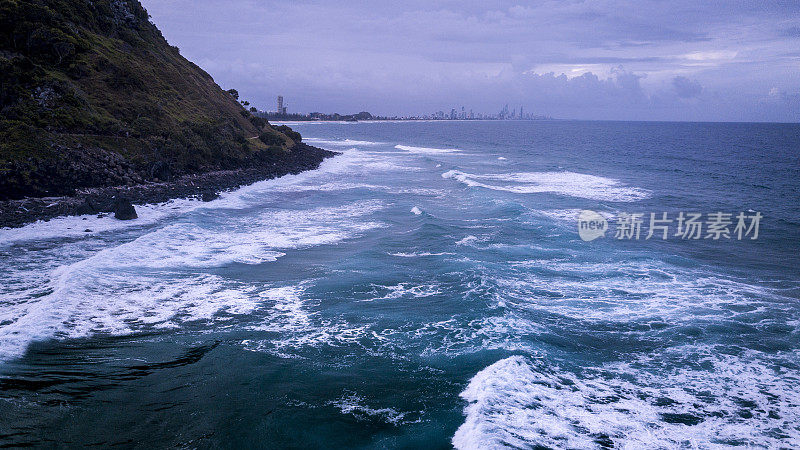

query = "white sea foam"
[330, 393, 418, 425]
[250, 284, 314, 333]
[217, 148, 412, 203]
[327, 148, 421, 173]
[534, 208, 617, 224]
[362, 283, 442, 302]
[304, 138, 385, 147]
[0, 271, 265, 361]
[0, 197, 203, 246]
[442, 170, 650, 202]
[236, 281, 381, 358]
[0, 200, 385, 362]
[411, 206, 422, 215]
[454, 350, 800, 449]
[451, 256, 800, 447]
[456, 235, 479, 246]
[407, 316, 542, 357]
[389, 251, 454, 257]
[0, 142, 408, 363]
[500, 260, 793, 324]
[395, 144, 462, 154]
[94, 201, 382, 269]
[532, 208, 583, 224]
[0, 147, 375, 247]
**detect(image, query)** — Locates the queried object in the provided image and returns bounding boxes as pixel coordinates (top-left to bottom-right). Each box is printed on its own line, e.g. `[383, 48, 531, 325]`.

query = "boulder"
[201, 191, 220, 202]
[113, 197, 138, 220]
[75, 198, 98, 215]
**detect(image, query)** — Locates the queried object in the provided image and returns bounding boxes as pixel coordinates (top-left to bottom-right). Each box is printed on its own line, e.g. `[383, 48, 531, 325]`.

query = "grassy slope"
[0, 0, 297, 199]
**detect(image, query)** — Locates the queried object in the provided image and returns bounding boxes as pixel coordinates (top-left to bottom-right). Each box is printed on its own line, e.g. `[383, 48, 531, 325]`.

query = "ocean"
[1, 120, 799, 448]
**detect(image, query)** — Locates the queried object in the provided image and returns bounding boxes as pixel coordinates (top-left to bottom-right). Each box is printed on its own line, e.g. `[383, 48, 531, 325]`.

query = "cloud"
[780, 26, 800, 37]
[140, 0, 800, 121]
[672, 76, 703, 98]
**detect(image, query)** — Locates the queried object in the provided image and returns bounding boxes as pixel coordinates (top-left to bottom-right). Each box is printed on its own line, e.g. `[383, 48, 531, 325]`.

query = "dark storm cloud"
[140, 0, 800, 121]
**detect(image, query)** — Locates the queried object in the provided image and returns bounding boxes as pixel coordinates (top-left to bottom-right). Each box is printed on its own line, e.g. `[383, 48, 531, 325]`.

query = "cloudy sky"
[140, 0, 800, 121]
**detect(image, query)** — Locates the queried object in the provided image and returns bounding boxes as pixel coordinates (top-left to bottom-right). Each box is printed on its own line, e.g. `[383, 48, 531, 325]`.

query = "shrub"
[258, 131, 284, 147]
[248, 115, 266, 129]
[275, 125, 301, 142]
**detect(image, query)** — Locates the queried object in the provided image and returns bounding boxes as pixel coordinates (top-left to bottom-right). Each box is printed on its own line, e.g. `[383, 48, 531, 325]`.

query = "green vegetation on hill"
[0, 0, 301, 199]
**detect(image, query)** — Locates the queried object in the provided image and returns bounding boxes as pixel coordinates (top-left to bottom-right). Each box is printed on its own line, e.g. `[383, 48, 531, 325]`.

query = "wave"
[395, 144, 461, 154]
[442, 170, 650, 202]
[532, 208, 583, 223]
[362, 282, 442, 302]
[0, 148, 369, 246]
[304, 138, 385, 147]
[454, 350, 800, 449]
[0, 148, 409, 249]
[456, 235, 479, 246]
[241, 282, 377, 359]
[0, 197, 203, 246]
[248, 284, 314, 334]
[0, 201, 385, 362]
[500, 260, 793, 324]
[389, 251, 454, 257]
[330, 393, 420, 425]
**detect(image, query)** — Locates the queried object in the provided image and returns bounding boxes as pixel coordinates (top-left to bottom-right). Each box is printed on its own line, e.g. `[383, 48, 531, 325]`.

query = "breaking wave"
[396, 144, 462, 154]
[454, 351, 800, 449]
[442, 170, 650, 202]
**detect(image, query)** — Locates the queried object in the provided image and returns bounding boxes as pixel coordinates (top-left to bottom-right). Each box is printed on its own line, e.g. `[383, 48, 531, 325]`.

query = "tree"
[226, 89, 239, 100]
[275, 125, 301, 142]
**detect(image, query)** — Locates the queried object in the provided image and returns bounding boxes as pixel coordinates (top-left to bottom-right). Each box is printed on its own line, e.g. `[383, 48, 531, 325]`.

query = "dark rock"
[149, 161, 172, 181]
[201, 191, 220, 202]
[113, 197, 137, 220]
[0, 144, 337, 228]
[76, 198, 98, 215]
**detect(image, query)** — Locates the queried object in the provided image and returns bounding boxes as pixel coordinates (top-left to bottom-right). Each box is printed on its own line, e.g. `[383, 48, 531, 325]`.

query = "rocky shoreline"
[0, 143, 338, 229]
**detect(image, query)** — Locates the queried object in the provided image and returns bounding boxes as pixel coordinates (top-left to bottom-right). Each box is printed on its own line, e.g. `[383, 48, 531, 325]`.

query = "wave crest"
[442, 170, 650, 202]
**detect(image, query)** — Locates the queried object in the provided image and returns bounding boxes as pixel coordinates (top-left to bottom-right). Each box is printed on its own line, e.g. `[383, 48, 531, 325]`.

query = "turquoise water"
[1, 121, 799, 448]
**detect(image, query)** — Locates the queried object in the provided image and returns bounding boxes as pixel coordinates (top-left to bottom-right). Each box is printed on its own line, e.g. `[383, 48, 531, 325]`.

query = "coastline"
[0, 143, 337, 229]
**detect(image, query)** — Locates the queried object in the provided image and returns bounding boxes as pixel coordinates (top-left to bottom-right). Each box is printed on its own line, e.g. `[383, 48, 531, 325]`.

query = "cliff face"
[0, 0, 301, 200]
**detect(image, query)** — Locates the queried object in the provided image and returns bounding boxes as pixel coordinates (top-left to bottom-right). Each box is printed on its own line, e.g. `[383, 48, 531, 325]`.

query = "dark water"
[1, 121, 799, 448]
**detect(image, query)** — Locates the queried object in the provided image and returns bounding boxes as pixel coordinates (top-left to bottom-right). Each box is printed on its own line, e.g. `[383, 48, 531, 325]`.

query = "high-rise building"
[500, 104, 509, 119]
[276, 96, 287, 114]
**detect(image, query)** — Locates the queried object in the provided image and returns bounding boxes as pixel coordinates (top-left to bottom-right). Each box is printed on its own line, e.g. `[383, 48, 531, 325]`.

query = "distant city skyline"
[142, 1, 800, 122]
[265, 95, 550, 120]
